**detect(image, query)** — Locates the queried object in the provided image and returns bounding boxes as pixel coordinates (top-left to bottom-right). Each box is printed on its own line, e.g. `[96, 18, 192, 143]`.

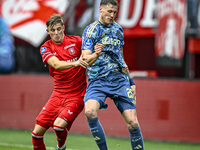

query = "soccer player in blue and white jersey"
[81, 0, 144, 150]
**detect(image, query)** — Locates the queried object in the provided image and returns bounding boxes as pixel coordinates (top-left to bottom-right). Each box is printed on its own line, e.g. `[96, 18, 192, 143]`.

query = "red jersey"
[40, 35, 87, 97]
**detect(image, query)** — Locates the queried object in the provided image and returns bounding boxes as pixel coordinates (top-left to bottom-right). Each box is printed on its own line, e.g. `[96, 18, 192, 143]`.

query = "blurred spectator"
[77, 0, 100, 34]
[187, 0, 200, 37]
[63, 0, 80, 34]
[0, 16, 15, 74]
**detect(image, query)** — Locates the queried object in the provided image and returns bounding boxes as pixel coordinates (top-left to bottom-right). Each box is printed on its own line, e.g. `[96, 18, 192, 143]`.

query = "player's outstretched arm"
[47, 56, 89, 70]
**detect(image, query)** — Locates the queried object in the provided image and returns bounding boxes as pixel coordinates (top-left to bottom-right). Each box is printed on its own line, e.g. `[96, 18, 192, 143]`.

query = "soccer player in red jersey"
[31, 14, 103, 150]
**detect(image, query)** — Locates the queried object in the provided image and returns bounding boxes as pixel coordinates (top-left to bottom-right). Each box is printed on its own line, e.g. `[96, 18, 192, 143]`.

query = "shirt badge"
[41, 47, 47, 54]
[85, 39, 92, 48]
[68, 47, 75, 55]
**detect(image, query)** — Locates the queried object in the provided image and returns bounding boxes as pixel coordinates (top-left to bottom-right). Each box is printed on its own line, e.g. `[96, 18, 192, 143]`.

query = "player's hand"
[131, 85, 136, 105]
[121, 64, 128, 74]
[94, 43, 104, 57]
[76, 54, 89, 68]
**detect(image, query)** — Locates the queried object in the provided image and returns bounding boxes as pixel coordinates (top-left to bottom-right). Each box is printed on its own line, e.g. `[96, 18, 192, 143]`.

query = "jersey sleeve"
[81, 24, 98, 52]
[40, 44, 54, 64]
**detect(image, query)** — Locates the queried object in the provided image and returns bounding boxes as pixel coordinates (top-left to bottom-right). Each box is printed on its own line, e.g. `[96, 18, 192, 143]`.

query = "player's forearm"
[84, 53, 99, 66]
[52, 61, 78, 70]
[125, 70, 131, 79]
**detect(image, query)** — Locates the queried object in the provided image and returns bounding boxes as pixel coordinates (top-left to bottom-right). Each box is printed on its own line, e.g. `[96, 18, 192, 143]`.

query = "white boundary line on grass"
[0, 142, 76, 150]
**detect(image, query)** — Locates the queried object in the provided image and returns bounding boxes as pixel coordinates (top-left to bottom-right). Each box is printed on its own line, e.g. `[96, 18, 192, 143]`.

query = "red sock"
[53, 125, 68, 148]
[32, 132, 46, 150]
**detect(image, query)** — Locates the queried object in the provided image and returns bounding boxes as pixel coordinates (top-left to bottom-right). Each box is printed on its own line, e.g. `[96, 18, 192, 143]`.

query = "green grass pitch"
[0, 128, 199, 150]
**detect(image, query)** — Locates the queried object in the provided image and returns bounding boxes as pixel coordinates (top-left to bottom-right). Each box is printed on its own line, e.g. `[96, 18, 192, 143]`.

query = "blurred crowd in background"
[0, 0, 199, 77]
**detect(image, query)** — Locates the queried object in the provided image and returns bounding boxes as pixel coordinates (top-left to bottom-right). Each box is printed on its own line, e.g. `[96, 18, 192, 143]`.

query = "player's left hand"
[121, 64, 128, 74]
[131, 85, 136, 105]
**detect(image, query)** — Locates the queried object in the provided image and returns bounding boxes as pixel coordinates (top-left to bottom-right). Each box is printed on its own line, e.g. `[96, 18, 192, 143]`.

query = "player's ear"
[63, 25, 65, 31]
[99, 6, 102, 12]
[46, 29, 49, 34]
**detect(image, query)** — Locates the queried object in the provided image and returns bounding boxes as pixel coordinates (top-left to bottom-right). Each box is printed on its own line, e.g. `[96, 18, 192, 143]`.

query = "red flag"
[155, 0, 186, 66]
[0, 0, 70, 47]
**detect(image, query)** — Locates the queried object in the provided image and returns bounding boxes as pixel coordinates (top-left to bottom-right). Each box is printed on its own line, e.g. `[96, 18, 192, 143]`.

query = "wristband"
[129, 78, 135, 86]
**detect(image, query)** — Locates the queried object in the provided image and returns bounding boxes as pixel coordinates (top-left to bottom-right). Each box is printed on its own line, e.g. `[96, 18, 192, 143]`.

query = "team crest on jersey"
[68, 47, 75, 55]
[41, 47, 47, 54]
[85, 39, 92, 48]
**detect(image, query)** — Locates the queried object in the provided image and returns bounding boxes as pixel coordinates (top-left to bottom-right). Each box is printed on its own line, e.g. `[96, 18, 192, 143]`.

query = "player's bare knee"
[32, 128, 40, 135]
[85, 109, 97, 119]
[127, 121, 139, 129]
[32, 124, 47, 135]
[32, 129, 44, 136]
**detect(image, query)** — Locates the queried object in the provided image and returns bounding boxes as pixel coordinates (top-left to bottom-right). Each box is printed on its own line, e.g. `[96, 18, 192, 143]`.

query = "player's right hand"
[77, 54, 89, 68]
[94, 43, 104, 56]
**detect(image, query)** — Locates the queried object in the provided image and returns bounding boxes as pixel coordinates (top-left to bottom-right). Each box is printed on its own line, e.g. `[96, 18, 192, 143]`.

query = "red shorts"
[36, 90, 84, 131]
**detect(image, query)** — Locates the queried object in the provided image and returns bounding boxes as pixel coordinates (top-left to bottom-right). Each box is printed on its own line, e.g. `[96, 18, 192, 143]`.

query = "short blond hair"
[46, 14, 64, 29]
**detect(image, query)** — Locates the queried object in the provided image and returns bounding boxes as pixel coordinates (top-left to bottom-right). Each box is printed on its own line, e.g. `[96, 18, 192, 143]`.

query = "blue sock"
[87, 116, 107, 150]
[129, 126, 144, 150]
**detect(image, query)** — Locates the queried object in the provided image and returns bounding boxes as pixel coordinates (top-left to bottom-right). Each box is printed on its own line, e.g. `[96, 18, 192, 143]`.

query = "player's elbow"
[52, 62, 62, 70]
[48, 57, 64, 70]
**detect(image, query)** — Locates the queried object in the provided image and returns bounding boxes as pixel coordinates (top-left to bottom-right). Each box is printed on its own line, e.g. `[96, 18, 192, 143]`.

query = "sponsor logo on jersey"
[102, 37, 120, 46]
[85, 39, 92, 48]
[66, 57, 78, 62]
[68, 47, 75, 55]
[41, 47, 47, 54]
[64, 43, 76, 49]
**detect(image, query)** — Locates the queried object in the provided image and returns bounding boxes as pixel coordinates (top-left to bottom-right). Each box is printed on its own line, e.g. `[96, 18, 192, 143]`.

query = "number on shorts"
[126, 88, 133, 98]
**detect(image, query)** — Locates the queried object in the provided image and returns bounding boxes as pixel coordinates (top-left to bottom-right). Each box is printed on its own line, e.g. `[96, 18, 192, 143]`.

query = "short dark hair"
[100, 0, 119, 6]
[46, 14, 64, 29]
